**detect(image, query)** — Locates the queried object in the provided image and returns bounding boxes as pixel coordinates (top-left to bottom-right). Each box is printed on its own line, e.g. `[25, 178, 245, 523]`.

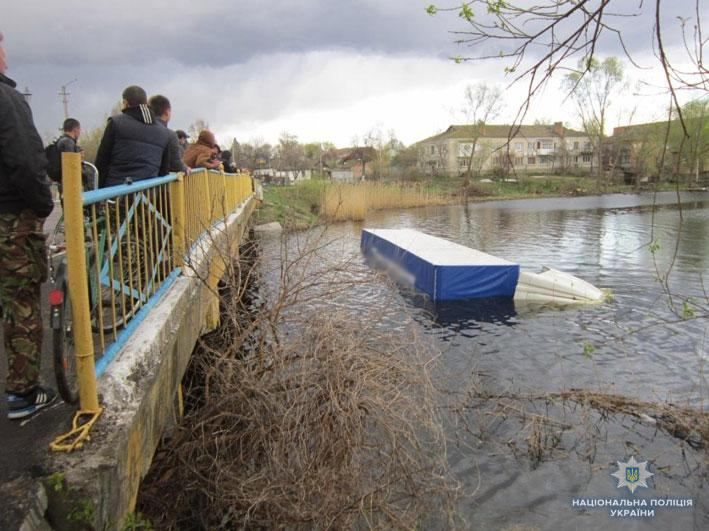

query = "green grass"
[256, 179, 327, 229]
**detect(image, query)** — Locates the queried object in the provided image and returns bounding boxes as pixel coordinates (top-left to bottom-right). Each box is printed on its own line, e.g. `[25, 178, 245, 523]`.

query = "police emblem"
[626, 467, 640, 483]
[611, 456, 653, 493]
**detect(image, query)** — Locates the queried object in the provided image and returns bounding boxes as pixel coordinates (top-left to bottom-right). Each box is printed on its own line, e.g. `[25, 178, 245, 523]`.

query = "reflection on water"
[418, 297, 518, 331]
[258, 191, 709, 530]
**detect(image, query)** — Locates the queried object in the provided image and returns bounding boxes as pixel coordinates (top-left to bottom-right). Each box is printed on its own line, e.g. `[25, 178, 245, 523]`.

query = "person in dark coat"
[55, 117, 81, 155]
[220, 148, 236, 173]
[95, 85, 170, 187]
[0, 31, 57, 419]
[176, 130, 189, 160]
[56, 118, 95, 190]
[148, 94, 188, 174]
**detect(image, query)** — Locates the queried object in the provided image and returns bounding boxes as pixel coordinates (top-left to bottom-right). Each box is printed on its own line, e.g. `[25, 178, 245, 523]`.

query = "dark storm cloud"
[0, 0, 699, 144]
[2, 0, 461, 67]
[2, 1, 694, 69]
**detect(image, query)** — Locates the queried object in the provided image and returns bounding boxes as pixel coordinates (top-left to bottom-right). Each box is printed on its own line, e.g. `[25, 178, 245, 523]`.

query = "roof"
[338, 146, 376, 163]
[612, 120, 677, 140]
[418, 123, 587, 144]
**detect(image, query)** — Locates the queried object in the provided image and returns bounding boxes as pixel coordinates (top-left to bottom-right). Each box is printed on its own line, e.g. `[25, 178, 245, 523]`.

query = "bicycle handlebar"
[82, 161, 99, 191]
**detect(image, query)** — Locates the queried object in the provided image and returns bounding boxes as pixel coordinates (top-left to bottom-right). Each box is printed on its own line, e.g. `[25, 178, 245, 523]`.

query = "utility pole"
[20, 86, 32, 105]
[231, 137, 238, 170]
[59, 79, 77, 119]
[319, 142, 324, 179]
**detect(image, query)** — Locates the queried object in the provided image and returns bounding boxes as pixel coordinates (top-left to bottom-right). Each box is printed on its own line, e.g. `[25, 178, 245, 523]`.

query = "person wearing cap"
[0, 31, 57, 419]
[182, 130, 222, 170]
[95, 85, 170, 187]
[176, 130, 189, 159]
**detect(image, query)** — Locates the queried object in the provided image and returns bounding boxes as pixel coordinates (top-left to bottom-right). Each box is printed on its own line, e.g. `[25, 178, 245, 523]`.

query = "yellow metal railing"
[182, 169, 253, 247]
[52, 156, 254, 451]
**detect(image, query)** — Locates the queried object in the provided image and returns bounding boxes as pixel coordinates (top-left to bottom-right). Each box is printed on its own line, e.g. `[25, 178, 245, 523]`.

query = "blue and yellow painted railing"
[51, 153, 255, 451]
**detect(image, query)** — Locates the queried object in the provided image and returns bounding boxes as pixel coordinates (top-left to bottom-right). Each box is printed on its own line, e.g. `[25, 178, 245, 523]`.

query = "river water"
[258, 191, 709, 530]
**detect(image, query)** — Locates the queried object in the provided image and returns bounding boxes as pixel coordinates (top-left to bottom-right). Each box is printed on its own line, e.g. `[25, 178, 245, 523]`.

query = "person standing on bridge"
[182, 130, 222, 170]
[0, 31, 57, 419]
[55, 118, 82, 159]
[176, 130, 189, 159]
[95, 85, 170, 187]
[54, 118, 94, 191]
[148, 94, 189, 174]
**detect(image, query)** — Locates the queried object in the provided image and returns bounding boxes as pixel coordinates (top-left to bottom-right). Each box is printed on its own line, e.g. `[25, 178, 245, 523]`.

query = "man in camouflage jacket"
[0, 32, 57, 419]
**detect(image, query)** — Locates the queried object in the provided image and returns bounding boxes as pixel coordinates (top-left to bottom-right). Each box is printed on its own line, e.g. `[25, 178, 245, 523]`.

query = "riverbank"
[254, 175, 679, 229]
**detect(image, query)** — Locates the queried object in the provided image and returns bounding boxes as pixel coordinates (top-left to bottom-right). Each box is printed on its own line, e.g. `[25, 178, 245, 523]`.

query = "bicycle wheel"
[92, 238, 146, 333]
[51, 280, 79, 404]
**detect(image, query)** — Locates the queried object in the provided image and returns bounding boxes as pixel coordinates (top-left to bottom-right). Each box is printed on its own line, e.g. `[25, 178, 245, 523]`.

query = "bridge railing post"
[170, 173, 186, 268]
[61, 152, 101, 413]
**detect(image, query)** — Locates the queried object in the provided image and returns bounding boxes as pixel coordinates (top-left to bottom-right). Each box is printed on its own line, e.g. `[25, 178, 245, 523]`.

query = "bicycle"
[48, 162, 147, 403]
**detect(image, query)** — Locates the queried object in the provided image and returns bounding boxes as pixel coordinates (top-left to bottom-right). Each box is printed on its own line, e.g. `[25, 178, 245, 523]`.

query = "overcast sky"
[2, 0, 704, 147]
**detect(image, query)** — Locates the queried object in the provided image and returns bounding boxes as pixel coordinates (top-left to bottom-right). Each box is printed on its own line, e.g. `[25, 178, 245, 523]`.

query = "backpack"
[45, 139, 62, 183]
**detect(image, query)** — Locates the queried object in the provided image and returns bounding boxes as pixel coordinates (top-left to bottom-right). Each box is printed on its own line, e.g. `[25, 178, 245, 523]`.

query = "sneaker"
[7, 386, 57, 420]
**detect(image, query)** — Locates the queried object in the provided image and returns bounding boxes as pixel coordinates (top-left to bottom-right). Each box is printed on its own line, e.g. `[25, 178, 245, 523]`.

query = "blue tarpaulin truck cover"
[361, 228, 520, 301]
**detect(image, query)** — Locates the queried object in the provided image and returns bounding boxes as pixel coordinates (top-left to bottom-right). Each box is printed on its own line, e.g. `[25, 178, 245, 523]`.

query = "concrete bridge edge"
[28, 196, 258, 530]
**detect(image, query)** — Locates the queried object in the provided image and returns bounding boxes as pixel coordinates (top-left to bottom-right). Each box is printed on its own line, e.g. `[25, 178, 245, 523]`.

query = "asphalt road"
[0, 201, 75, 530]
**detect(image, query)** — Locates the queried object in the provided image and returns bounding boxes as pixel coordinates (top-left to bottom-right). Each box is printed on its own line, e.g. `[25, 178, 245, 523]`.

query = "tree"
[428, 1, 707, 135]
[303, 142, 336, 177]
[80, 124, 104, 164]
[188, 119, 210, 140]
[80, 101, 122, 163]
[275, 132, 305, 170]
[564, 57, 625, 183]
[253, 141, 273, 169]
[458, 83, 503, 179]
[234, 141, 254, 170]
[391, 145, 422, 178]
[344, 136, 376, 181]
[363, 125, 392, 180]
[673, 98, 709, 183]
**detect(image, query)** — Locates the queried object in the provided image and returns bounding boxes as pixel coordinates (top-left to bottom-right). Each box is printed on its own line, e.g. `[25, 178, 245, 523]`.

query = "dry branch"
[138, 230, 461, 529]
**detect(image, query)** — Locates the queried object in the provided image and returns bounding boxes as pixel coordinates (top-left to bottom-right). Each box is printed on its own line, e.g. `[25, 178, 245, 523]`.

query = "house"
[610, 119, 708, 184]
[416, 122, 594, 176]
[609, 122, 668, 182]
[328, 147, 376, 180]
[330, 168, 356, 182]
[253, 168, 311, 185]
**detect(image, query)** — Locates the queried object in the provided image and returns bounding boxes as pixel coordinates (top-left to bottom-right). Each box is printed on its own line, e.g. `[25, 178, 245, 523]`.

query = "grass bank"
[255, 175, 676, 228]
[255, 179, 325, 229]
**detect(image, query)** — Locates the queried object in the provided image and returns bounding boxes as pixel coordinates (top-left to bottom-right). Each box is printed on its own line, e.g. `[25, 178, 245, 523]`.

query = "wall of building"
[419, 133, 595, 176]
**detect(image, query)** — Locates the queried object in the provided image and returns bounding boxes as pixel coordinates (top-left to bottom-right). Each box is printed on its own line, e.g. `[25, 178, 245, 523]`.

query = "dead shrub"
[138, 230, 460, 529]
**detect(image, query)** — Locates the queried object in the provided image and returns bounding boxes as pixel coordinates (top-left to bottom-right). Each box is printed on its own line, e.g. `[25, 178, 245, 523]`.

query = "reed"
[321, 181, 451, 221]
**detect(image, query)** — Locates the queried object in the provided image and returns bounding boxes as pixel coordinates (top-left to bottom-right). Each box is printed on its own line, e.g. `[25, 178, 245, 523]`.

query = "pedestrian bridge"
[31, 152, 259, 530]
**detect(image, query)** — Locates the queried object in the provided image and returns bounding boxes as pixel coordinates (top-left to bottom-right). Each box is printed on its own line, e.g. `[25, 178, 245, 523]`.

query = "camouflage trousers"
[0, 211, 48, 395]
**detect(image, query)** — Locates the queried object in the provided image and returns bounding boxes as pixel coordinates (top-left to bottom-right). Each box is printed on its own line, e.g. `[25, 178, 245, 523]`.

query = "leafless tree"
[564, 56, 626, 183]
[429, 0, 707, 135]
[188, 118, 210, 140]
[459, 83, 503, 179]
[275, 131, 305, 170]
